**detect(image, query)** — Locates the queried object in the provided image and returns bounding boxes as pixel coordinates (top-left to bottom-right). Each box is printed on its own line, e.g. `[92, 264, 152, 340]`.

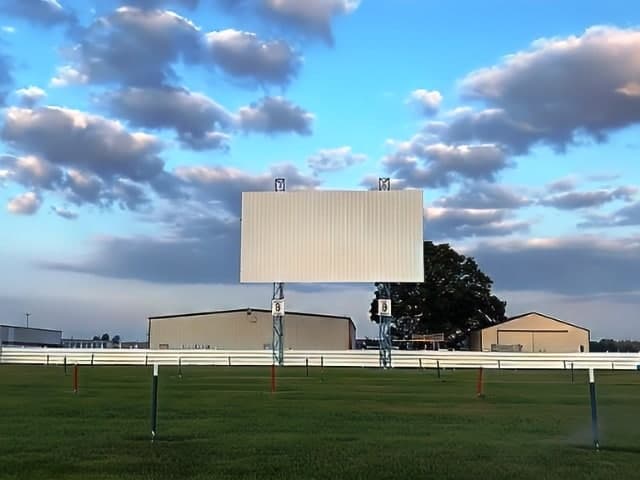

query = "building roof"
[149, 308, 353, 324]
[0, 324, 62, 334]
[504, 311, 590, 332]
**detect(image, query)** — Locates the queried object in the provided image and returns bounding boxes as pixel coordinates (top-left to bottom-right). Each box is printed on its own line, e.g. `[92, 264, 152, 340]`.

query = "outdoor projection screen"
[240, 190, 424, 283]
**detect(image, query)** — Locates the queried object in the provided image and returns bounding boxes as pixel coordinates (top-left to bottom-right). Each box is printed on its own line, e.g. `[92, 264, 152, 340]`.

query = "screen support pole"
[272, 178, 286, 366]
[378, 177, 392, 369]
[272, 282, 284, 366]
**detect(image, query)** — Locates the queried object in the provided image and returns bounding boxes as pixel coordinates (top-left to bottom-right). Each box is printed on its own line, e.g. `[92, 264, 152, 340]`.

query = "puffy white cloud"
[7, 191, 41, 215]
[0, 154, 63, 189]
[262, 0, 359, 44]
[307, 146, 366, 174]
[383, 138, 510, 188]
[540, 186, 637, 210]
[1, 106, 164, 182]
[434, 182, 531, 210]
[102, 86, 233, 151]
[437, 27, 640, 153]
[0, 0, 75, 27]
[14, 86, 46, 107]
[217, 0, 359, 45]
[579, 202, 640, 228]
[425, 207, 531, 240]
[174, 163, 319, 215]
[56, 7, 200, 87]
[50, 205, 78, 220]
[204, 29, 300, 85]
[50, 66, 88, 87]
[123, 0, 199, 9]
[408, 89, 442, 115]
[238, 96, 313, 135]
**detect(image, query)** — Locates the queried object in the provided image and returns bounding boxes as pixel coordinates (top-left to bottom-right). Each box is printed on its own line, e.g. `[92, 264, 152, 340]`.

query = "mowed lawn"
[1, 365, 639, 479]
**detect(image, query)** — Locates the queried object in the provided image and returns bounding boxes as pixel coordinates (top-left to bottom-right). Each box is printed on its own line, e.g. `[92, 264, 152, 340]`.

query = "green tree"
[370, 241, 507, 347]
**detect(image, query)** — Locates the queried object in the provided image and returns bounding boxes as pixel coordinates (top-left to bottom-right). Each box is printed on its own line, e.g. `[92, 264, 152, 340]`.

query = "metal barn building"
[148, 308, 356, 350]
[470, 312, 590, 353]
[0, 325, 62, 347]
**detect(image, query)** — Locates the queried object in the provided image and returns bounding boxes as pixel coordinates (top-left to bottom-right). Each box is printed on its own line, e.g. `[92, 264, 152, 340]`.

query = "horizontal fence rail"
[1, 347, 640, 370]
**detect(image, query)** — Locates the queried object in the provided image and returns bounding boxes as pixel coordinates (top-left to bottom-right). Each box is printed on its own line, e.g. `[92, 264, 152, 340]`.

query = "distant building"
[120, 341, 149, 349]
[0, 325, 62, 347]
[148, 308, 356, 350]
[62, 338, 115, 349]
[470, 312, 590, 353]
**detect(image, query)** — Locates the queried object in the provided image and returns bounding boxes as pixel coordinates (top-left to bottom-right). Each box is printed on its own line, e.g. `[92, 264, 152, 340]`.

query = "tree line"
[590, 339, 640, 353]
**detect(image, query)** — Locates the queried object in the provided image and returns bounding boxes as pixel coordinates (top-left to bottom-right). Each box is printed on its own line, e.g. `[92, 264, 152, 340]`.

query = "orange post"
[271, 364, 276, 393]
[73, 364, 79, 394]
[476, 367, 484, 397]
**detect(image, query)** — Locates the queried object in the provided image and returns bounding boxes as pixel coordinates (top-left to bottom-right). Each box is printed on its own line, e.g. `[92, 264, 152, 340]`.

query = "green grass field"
[1, 365, 639, 479]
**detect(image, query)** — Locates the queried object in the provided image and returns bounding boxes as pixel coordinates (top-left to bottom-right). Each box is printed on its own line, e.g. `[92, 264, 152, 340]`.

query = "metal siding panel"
[240, 190, 424, 282]
[149, 312, 352, 350]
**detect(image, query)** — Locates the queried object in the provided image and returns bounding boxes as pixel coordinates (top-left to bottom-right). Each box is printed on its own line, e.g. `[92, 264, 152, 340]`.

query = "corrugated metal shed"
[0, 325, 62, 347]
[148, 308, 356, 350]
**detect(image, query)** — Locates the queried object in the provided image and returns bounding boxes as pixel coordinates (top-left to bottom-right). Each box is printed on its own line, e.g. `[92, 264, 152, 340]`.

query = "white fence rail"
[1, 347, 640, 370]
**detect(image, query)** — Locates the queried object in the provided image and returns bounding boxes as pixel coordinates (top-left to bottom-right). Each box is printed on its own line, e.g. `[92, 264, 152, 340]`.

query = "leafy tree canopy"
[370, 241, 507, 347]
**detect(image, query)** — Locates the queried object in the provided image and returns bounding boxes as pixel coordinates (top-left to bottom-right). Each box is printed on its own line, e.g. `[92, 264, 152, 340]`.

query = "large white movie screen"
[240, 190, 424, 283]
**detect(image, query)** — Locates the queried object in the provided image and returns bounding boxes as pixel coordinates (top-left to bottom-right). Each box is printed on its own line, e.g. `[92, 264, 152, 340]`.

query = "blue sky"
[1, 0, 640, 341]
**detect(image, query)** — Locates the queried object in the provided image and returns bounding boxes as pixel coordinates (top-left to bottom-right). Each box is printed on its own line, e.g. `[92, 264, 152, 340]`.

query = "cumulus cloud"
[102, 86, 233, 151]
[50, 205, 78, 220]
[425, 207, 531, 240]
[123, 0, 199, 9]
[540, 186, 637, 210]
[408, 89, 442, 115]
[49, 66, 88, 87]
[383, 138, 509, 188]
[0, 154, 63, 189]
[470, 235, 640, 295]
[7, 191, 41, 215]
[0, 0, 75, 27]
[1, 106, 164, 182]
[217, 0, 359, 45]
[579, 202, 640, 228]
[436, 27, 640, 153]
[307, 146, 366, 174]
[204, 29, 300, 86]
[174, 163, 319, 215]
[238, 96, 313, 135]
[14, 86, 46, 107]
[262, 0, 359, 44]
[434, 182, 531, 210]
[546, 177, 577, 194]
[55, 7, 200, 87]
[110, 179, 150, 211]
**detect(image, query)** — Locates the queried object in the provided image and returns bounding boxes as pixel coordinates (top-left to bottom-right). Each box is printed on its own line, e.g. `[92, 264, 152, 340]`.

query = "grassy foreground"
[1, 365, 639, 479]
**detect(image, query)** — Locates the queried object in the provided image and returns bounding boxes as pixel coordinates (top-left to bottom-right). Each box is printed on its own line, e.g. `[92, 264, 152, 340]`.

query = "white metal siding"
[240, 190, 424, 283]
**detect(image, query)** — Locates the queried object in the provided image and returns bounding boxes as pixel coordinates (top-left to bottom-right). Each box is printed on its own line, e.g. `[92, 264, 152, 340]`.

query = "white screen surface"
[240, 190, 424, 283]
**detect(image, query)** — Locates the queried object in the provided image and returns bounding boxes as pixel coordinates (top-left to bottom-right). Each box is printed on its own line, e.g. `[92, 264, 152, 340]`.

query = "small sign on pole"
[378, 299, 391, 317]
[272, 299, 285, 317]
